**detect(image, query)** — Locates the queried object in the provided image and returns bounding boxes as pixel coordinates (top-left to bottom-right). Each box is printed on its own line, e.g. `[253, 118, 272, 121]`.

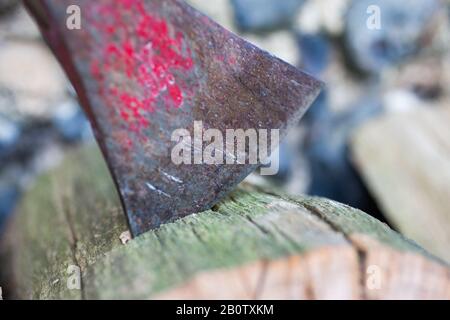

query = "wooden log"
[1, 145, 449, 300]
[351, 106, 450, 264]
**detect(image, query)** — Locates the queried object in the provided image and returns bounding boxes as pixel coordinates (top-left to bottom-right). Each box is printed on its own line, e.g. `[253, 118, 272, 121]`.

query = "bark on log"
[352, 106, 450, 263]
[1, 145, 449, 299]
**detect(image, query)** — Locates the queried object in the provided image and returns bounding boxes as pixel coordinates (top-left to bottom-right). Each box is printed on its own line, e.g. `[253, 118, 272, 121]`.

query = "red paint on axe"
[24, 0, 323, 236]
[87, 0, 195, 141]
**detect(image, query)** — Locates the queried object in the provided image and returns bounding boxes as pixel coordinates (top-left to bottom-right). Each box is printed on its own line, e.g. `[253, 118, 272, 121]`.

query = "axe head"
[25, 0, 323, 236]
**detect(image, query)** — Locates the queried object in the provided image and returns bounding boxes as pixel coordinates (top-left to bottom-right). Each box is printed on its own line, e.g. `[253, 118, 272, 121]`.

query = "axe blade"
[25, 0, 323, 236]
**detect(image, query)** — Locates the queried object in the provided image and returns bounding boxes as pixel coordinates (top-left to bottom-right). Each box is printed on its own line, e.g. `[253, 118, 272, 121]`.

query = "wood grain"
[352, 106, 450, 263]
[1, 145, 449, 299]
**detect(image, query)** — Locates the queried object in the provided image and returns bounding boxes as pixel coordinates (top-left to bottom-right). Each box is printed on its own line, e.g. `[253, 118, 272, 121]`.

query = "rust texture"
[25, 0, 322, 236]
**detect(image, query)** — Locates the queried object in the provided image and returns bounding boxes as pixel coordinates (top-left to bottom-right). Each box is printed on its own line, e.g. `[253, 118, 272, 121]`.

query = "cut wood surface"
[1, 145, 449, 299]
[352, 106, 450, 264]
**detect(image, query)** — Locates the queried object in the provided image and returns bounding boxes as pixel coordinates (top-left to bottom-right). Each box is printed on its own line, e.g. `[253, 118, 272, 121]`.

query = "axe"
[24, 0, 322, 236]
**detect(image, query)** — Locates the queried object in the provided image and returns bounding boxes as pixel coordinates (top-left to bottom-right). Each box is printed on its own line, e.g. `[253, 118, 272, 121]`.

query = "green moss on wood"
[5, 144, 446, 299]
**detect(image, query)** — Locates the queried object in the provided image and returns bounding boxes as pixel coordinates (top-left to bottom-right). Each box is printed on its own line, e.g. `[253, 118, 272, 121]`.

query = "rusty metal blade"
[25, 0, 323, 236]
